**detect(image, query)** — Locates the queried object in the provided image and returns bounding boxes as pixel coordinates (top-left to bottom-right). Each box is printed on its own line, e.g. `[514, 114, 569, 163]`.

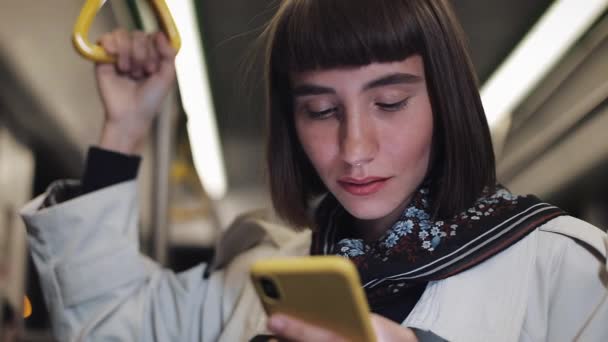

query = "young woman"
[21, 0, 607, 341]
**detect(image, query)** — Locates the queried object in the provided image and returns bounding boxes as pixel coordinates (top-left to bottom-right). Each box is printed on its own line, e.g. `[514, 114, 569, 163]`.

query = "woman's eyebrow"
[362, 73, 422, 91]
[292, 72, 422, 97]
[292, 84, 335, 97]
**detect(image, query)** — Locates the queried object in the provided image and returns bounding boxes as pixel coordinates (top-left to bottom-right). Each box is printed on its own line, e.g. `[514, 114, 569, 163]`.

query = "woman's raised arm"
[18, 31, 231, 341]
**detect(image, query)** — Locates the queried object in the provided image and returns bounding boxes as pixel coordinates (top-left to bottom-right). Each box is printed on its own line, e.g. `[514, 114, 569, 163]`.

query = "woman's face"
[292, 55, 433, 228]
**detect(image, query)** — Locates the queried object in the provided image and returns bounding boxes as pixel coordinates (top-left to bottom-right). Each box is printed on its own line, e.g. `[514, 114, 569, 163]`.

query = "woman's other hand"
[370, 314, 418, 342]
[267, 313, 418, 342]
[95, 30, 177, 154]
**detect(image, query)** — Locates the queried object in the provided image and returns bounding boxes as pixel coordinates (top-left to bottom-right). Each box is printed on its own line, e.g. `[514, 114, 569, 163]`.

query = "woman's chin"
[333, 189, 411, 223]
[340, 200, 395, 221]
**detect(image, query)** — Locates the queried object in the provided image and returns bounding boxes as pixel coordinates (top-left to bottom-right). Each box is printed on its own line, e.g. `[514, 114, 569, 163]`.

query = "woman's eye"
[307, 107, 337, 119]
[376, 98, 410, 112]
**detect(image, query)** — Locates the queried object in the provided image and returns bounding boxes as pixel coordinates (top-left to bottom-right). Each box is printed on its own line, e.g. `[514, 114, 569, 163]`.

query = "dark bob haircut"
[264, 0, 496, 228]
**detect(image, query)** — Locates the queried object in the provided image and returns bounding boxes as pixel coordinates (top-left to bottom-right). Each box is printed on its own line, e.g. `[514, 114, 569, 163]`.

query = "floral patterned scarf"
[310, 185, 566, 321]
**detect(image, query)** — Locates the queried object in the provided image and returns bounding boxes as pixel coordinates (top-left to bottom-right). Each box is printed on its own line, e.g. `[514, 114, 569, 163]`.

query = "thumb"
[371, 314, 418, 342]
[95, 63, 117, 77]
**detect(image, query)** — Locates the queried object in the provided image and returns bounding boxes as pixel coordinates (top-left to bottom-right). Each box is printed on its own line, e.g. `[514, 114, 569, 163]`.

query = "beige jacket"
[21, 180, 608, 342]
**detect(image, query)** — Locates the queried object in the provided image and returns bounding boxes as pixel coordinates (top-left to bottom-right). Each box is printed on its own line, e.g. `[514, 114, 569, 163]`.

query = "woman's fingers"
[130, 31, 148, 79]
[267, 313, 419, 342]
[96, 30, 168, 80]
[267, 314, 348, 342]
[145, 33, 160, 74]
[114, 29, 131, 72]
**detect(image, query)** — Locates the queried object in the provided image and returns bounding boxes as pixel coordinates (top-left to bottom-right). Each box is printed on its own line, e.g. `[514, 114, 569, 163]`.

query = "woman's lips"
[338, 177, 389, 196]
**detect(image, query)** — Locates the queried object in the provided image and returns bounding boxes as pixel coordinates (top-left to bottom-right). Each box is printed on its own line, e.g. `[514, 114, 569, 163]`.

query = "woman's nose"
[340, 113, 378, 167]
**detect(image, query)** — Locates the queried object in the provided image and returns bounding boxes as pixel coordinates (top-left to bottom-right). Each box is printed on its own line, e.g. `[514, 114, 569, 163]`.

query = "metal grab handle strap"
[72, 0, 181, 62]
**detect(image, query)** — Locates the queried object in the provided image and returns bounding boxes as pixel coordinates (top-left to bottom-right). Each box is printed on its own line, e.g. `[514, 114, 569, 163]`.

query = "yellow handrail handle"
[72, 0, 181, 63]
[24, 296, 32, 318]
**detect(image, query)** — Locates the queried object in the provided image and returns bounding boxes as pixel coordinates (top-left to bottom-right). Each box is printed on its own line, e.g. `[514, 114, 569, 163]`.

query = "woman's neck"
[353, 196, 412, 242]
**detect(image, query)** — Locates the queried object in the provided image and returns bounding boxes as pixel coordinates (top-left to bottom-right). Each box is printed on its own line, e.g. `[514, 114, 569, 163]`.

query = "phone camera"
[259, 277, 280, 300]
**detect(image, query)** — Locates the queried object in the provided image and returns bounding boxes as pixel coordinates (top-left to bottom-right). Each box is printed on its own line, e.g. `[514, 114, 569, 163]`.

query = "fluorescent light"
[481, 0, 608, 130]
[166, 0, 227, 200]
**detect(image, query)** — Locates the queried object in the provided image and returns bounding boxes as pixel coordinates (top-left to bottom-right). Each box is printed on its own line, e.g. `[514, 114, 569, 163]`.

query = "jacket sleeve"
[537, 217, 608, 341]
[553, 235, 608, 341]
[20, 180, 230, 342]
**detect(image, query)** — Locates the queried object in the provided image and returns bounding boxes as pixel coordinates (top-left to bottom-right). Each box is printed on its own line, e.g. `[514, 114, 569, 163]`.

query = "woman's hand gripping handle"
[95, 30, 177, 155]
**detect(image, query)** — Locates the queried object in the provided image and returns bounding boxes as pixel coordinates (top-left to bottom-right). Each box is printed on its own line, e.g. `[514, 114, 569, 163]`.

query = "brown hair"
[264, 0, 496, 228]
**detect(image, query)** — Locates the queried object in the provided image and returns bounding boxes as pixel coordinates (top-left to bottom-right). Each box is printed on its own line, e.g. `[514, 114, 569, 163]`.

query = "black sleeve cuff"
[81, 146, 141, 194]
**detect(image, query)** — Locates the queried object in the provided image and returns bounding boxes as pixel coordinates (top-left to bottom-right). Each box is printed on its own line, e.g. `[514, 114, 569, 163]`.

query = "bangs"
[270, 0, 424, 73]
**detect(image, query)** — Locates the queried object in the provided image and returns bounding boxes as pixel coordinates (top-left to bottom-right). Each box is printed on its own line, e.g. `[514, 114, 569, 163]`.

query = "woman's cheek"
[298, 122, 339, 170]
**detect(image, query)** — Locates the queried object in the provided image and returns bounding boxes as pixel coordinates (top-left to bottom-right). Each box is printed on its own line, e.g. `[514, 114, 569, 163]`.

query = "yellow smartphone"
[250, 256, 376, 342]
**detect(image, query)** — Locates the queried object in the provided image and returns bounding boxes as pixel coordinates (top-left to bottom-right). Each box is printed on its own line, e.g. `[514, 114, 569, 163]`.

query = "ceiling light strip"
[166, 0, 227, 199]
[481, 0, 608, 130]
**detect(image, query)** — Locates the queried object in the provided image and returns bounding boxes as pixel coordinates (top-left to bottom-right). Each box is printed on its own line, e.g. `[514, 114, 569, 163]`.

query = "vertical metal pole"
[0, 127, 32, 339]
[151, 91, 177, 265]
